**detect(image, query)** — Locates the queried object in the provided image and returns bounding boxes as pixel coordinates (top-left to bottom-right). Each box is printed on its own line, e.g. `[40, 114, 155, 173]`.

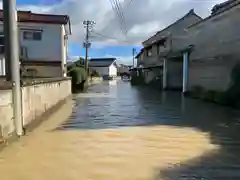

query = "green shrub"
[67, 67, 87, 92]
[90, 70, 101, 77]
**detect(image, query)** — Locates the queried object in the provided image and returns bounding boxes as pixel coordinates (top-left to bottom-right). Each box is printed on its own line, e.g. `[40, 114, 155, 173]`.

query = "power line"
[114, 0, 127, 34]
[108, 0, 127, 36]
[127, 0, 134, 5]
[91, 31, 132, 43]
[109, 0, 123, 31]
[111, 0, 126, 35]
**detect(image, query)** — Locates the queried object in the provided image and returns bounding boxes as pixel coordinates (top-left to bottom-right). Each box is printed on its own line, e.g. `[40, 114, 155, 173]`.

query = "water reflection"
[57, 80, 240, 179]
[58, 81, 240, 132]
[0, 81, 240, 179]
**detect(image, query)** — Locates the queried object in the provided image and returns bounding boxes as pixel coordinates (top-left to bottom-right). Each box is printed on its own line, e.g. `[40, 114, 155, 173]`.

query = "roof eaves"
[142, 9, 202, 45]
[188, 0, 240, 29]
[0, 10, 70, 24]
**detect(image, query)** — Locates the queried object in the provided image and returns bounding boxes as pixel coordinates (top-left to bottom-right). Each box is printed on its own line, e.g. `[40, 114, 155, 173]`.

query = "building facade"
[136, 9, 202, 88]
[89, 58, 118, 78]
[0, 10, 71, 77]
[179, 0, 240, 92]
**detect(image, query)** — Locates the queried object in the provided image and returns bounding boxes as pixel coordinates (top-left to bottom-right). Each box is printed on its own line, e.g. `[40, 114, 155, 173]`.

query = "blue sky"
[17, 0, 62, 5]
[16, 0, 142, 65]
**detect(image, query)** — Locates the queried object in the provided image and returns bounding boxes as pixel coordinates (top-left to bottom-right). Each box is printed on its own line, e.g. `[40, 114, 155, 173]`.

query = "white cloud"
[14, 0, 226, 47]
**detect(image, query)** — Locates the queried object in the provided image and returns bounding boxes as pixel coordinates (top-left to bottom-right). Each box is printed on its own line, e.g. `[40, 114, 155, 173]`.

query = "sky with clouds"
[3, 0, 226, 64]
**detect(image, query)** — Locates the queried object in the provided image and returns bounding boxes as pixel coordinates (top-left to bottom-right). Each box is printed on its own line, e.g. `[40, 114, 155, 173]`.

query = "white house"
[89, 58, 117, 78]
[0, 10, 71, 77]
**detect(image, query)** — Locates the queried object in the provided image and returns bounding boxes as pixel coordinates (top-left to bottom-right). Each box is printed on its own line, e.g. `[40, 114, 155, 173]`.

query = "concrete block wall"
[0, 78, 71, 141]
[22, 79, 71, 126]
[0, 90, 14, 140]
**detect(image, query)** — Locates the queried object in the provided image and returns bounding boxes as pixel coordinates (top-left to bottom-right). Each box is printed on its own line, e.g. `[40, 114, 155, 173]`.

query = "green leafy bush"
[90, 70, 101, 77]
[67, 67, 87, 92]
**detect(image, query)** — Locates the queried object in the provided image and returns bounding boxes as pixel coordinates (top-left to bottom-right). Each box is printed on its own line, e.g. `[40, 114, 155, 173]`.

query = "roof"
[0, 10, 70, 24]
[188, 0, 240, 29]
[135, 48, 144, 59]
[211, 0, 237, 14]
[142, 9, 202, 45]
[89, 58, 117, 67]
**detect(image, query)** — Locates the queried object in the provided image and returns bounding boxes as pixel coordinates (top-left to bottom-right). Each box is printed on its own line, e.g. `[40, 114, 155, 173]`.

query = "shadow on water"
[55, 81, 240, 179]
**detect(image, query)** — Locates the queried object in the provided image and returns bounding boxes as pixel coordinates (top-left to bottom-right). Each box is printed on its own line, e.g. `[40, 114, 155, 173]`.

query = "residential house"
[89, 58, 118, 78]
[0, 10, 71, 77]
[117, 64, 130, 75]
[136, 9, 202, 89]
[171, 0, 240, 93]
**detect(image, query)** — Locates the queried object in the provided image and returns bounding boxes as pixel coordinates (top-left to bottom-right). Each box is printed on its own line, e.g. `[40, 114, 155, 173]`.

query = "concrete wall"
[0, 90, 14, 139]
[0, 78, 71, 141]
[188, 58, 233, 91]
[186, 3, 240, 91]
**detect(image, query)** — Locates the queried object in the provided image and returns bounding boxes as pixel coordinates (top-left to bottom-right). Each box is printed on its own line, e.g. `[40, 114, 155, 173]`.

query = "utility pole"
[132, 48, 136, 68]
[3, 0, 23, 136]
[83, 20, 95, 72]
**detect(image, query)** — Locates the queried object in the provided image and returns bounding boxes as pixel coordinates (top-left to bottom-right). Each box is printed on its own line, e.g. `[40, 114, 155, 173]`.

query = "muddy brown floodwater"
[1, 80, 240, 180]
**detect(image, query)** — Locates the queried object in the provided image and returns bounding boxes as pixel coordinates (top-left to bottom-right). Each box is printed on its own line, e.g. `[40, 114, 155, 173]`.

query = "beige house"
[0, 10, 71, 77]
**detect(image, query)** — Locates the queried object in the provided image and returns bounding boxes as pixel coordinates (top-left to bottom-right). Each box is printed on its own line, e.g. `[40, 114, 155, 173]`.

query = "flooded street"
[1, 80, 240, 179]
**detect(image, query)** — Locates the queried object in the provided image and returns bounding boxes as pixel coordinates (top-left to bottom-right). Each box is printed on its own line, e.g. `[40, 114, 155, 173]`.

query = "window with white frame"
[23, 31, 42, 41]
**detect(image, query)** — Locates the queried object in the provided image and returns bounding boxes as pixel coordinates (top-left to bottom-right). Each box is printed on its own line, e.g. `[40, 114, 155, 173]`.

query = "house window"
[156, 39, 166, 54]
[23, 31, 42, 41]
[0, 36, 5, 54]
[0, 36, 4, 45]
[146, 48, 152, 57]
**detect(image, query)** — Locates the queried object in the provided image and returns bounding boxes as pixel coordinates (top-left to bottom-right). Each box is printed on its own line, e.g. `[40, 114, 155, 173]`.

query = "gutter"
[68, 16, 72, 35]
